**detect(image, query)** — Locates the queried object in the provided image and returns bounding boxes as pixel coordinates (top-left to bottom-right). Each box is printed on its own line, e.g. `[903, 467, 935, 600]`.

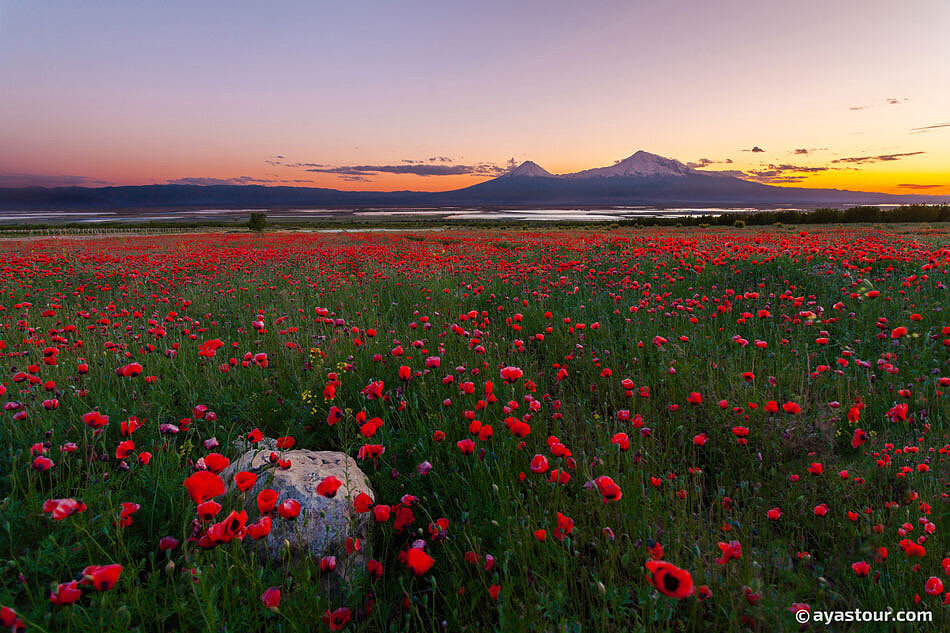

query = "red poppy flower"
[183, 471, 225, 504]
[406, 547, 435, 576]
[367, 559, 383, 578]
[277, 499, 301, 519]
[529, 454, 549, 473]
[353, 492, 374, 513]
[196, 500, 222, 521]
[80, 564, 123, 591]
[275, 436, 296, 449]
[715, 540, 742, 565]
[234, 471, 257, 492]
[925, 577, 944, 596]
[611, 433, 630, 451]
[553, 512, 574, 541]
[316, 476, 343, 498]
[247, 516, 272, 539]
[203, 453, 230, 474]
[257, 489, 278, 514]
[261, 587, 281, 610]
[118, 502, 140, 527]
[43, 498, 87, 520]
[594, 475, 622, 503]
[322, 607, 351, 631]
[373, 505, 391, 522]
[49, 580, 82, 605]
[115, 440, 135, 460]
[645, 560, 693, 598]
[500, 366, 523, 383]
[207, 510, 248, 544]
[159, 536, 179, 551]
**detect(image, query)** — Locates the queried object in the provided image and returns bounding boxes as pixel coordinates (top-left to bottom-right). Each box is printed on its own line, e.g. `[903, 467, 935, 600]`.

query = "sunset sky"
[1, 0, 948, 194]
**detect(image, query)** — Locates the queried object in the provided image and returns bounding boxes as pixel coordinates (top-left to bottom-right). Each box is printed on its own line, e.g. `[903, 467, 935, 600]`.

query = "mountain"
[0, 150, 946, 211]
[500, 160, 555, 178]
[565, 150, 694, 178]
[438, 151, 947, 206]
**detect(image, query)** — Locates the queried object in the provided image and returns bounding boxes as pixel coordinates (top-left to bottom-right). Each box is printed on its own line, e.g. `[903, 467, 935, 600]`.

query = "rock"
[221, 439, 375, 580]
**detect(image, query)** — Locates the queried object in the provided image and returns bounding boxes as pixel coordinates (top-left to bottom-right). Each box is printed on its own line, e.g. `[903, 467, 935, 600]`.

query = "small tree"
[248, 212, 267, 232]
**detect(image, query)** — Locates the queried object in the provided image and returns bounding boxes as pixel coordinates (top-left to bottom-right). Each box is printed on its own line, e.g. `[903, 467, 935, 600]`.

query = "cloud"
[166, 176, 317, 186]
[267, 155, 503, 181]
[850, 97, 909, 111]
[743, 163, 832, 184]
[831, 151, 924, 165]
[167, 176, 283, 186]
[741, 146, 765, 153]
[910, 123, 950, 134]
[896, 183, 945, 190]
[0, 172, 111, 187]
[305, 162, 506, 177]
[703, 169, 751, 180]
[687, 157, 734, 169]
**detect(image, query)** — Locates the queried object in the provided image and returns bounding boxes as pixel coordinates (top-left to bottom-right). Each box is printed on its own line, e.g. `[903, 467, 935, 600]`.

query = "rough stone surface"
[222, 439, 375, 575]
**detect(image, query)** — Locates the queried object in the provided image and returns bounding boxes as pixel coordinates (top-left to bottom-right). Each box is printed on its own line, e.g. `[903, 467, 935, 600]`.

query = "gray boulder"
[222, 438, 375, 581]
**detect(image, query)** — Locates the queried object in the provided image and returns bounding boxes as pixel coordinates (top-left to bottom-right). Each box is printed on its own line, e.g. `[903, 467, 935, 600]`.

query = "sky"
[1, 0, 949, 194]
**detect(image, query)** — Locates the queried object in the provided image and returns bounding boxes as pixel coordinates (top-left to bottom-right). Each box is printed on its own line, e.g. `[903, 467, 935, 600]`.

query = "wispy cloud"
[166, 176, 315, 186]
[849, 97, 909, 111]
[910, 123, 950, 134]
[304, 163, 506, 177]
[687, 157, 734, 169]
[831, 151, 924, 165]
[266, 155, 503, 181]
[743, 163, 832, 184]
[700, 169, 755, 182]
[0, 172, 111, 187]
[896, 183, 946, 190]
[168, 176, 276, 186]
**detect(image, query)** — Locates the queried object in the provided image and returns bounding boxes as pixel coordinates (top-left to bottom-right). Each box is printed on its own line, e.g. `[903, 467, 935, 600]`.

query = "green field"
[2, 226, 949, 632]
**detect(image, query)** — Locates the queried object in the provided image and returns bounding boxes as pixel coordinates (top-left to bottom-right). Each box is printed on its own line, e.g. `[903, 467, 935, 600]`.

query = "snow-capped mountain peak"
[566, 150, 693, 178]
[502, 160, 555, 178]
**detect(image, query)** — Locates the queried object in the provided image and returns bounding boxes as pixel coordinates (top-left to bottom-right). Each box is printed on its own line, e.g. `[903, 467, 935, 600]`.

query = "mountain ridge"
[1, 150, 946, 210]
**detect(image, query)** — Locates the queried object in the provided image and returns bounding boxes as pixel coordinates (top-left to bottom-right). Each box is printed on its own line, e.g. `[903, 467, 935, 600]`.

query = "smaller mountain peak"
[503, 160, 555, 178]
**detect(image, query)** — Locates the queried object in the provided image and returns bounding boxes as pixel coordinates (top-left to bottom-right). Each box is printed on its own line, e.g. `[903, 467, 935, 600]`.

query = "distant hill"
[1, 151, 946, 211]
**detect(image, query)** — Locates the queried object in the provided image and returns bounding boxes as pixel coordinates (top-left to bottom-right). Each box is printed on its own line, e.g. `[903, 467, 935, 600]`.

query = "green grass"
[1, 226, 949, 632]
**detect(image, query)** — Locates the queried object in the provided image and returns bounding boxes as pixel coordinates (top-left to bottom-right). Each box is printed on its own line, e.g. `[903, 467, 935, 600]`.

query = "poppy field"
[2, 226, 950, 632]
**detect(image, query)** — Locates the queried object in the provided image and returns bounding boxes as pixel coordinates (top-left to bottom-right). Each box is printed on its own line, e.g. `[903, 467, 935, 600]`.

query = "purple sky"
[1, 0, 948, 193]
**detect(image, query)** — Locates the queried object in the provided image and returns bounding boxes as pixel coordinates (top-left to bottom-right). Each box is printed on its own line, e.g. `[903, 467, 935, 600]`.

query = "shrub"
[247, 213, 267, 232]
